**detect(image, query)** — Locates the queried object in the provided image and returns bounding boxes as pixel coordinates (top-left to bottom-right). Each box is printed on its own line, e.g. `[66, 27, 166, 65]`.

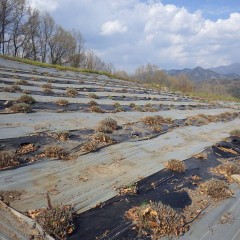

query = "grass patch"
[165, 159, 186, 172]
[211, 162, 240, 178]
[16, 80, 29, 85]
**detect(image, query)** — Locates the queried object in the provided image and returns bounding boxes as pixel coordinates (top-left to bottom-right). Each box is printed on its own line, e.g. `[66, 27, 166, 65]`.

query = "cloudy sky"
[29, 0, 240, 72]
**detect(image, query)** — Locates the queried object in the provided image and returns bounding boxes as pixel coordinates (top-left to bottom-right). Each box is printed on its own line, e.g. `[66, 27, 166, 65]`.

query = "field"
[0, 58, 240, 240]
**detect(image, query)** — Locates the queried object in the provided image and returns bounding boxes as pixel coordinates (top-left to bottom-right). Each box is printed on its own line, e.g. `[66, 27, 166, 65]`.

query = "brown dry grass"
[0, 151, 19, 168]
[81, 141, 98, 152]
[142, 116, 172, 125]
[42, 83, 53, 89]
[96, 118, 118, 133]
[88, 93, 99, 99]
[165, 159, 186, 172]
[29, 195, 74, 240]
[90, 106, 104, 113]
[126, 201, 188, 238]
[44, 145, 67, 159]
[18, 95, 36, 104]
[92, 132, 114, 143]
[211, 162, 240, 178]
[54, 131, 70, 141]
[55, 99, 69, 106]
[88, 100, 98, 106]
[66, 88, 78, 97]
[199, 179, 232, 200]
[10, 103, 32, 113]
[16, 144, 37, 155]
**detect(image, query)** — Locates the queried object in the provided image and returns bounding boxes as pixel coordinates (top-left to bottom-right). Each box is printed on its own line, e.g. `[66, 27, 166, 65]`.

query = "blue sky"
[30, 0, 240, 72]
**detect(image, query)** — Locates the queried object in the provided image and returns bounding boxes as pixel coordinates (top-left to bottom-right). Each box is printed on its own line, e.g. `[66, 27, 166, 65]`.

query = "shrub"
[88, 100, 98, 106]
[10, 103, 32, 113]
[66, 88, 78, 97]
[126, 201, 188, 238]
[18, 95, 36, 104]
[34, 196, 74, 240]
[44, 145, 67, 159]
[81, 141, 98, 152]
[55, 99, 69, 106]
[90, 106, 104, 113]
[113, 102, 121, 108]
[99, 118, 118, 130]
[199, 179, 232, 199]
[0, 151, 19, 168]
[88, 93, 99, 99]
[165, 159, 185, 172]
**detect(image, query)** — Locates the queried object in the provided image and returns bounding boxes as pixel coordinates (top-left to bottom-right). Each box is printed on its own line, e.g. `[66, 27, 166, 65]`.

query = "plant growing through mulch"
[199, 179, 232, 200]
[29, 194, 75, 240]
[119, 183, 138, 195]
[16, 143, 37, 155]
[42, 83, 53, 89]
[92, 132, 114, 144]
[81, 141, 98, 152]
[88, 93, 99, 99]
[54, 131, 70, 141]
[43, 88, 53, 94]
[16, 80, 29, 85]
[90, 106, 104, 113]
[10, 103, 32, 113]
[0, 151, 19, 168]
[17, 95, 36, 104]
[126, 201, 188, 238]
[96, 118, 118, 133]
[142, 116, 172, 125]
[55, 99, 69, 106]
[88, 100, 98, 106]
[211, 162, 240, 178]
[66, 88, 78, 97]
[44, 145, 68, 159]
[165, 159, 186, 172]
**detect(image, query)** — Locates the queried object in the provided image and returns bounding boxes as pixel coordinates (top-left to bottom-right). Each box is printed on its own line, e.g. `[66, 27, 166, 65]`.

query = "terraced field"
[0, 58, 239, 240]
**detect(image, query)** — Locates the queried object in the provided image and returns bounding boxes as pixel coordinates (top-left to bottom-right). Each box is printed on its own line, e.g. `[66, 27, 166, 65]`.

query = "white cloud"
[32, 0, 240, 71]
[29, 0, 59, 11]
[101, 20, 127, 36]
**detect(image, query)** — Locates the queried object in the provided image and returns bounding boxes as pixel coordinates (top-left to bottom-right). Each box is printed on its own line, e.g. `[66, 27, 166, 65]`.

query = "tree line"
[0, 0, 115, 72]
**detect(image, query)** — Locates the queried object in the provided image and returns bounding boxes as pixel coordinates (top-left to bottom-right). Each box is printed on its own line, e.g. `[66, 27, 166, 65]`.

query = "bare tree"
[39, 12, 55, 62]
[48, 25, 76, 65]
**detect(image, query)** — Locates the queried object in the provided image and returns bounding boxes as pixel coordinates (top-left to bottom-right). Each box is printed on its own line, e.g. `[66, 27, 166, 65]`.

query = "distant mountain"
[165, 66, 240, 82]
[210, 63, 240, 75]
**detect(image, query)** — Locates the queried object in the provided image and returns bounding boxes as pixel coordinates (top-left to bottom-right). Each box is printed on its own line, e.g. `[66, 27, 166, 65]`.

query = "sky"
[29, 0, 240, 72]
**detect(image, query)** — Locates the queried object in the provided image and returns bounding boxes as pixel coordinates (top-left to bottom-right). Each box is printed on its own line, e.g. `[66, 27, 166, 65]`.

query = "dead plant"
[199, 179, 232, 200]
[44, 145, 67, 159]
[81, 141, 98, 152]
[165, 159, 186, 172]
[10, 103, 32, 113]
[0, 151, 19, 168]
